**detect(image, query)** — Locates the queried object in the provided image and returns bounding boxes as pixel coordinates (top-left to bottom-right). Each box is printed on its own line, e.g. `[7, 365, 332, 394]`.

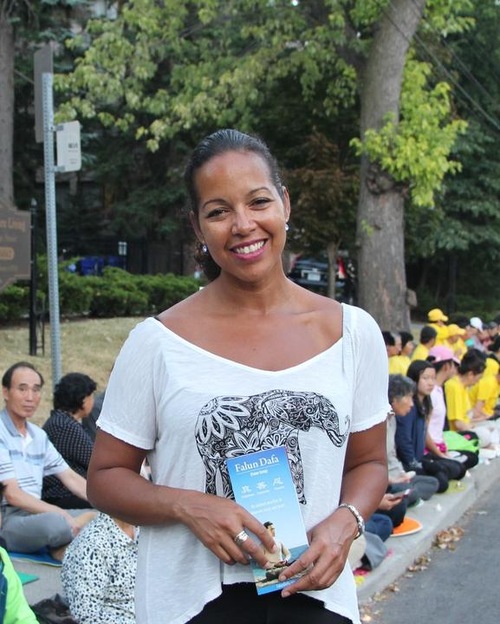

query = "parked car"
[288, 253, 357, 303]
[288, 256, 328, 292]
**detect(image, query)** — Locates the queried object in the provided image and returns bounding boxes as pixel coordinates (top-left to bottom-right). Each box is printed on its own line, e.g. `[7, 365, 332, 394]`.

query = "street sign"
[0, 200, 31, 292]
[56, 121, 82, 172]
[34, 45, 53, 144]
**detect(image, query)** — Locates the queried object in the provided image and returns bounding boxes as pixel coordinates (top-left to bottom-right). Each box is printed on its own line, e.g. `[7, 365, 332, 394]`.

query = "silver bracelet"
[337, 503, 365, 539]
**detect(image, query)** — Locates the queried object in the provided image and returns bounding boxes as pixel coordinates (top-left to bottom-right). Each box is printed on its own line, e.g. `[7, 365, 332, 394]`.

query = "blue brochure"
[226, 446, 309, 595]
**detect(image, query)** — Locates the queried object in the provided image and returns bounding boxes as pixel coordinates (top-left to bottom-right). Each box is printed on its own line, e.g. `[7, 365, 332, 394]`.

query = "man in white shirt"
[0, 362, 95, 559]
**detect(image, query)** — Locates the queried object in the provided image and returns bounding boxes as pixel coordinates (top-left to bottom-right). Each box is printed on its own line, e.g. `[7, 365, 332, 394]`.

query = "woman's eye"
[206, 208, 226, 218]
[252, 197, 271, 207]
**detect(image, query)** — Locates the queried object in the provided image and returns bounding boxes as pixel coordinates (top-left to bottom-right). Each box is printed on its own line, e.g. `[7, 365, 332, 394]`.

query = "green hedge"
[0, 264, 201, 321]
[0, 285, 30, 323]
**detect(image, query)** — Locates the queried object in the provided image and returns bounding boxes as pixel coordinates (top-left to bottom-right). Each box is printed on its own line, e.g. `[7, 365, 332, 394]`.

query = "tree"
[404, 0, 500, 316]
[0, 0, 90, 209]
[57, 0, 473, 326]
[286, 131, 358, 298]
[346, 0, 474, 328]
[0, 1, 16, 206]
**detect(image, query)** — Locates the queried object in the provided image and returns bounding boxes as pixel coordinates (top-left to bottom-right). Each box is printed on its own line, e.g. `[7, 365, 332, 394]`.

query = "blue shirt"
[395, 403, 426, 469]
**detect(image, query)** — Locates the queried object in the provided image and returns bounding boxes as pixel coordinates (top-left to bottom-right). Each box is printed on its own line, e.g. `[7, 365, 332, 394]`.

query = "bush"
[89, 283, 149, 317]
[0, 285, 29, 322]
[86, 267, 199, 317]
[0, 260, 200, 322]
[58, 271, 94, 316]
[137, 273, 200, 313]
[88, 268, 155, 317]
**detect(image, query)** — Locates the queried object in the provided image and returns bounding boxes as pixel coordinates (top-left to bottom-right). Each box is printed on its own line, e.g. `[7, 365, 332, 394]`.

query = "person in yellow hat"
[427, 308, 449, 346]
[446, 323, 467, 360]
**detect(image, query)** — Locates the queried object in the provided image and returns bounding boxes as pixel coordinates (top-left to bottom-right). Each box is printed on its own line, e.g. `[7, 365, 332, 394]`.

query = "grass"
[0, 317, 140, 426]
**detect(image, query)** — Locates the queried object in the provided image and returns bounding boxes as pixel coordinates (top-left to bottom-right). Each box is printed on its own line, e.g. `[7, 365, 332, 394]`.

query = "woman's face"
[417, 367, 436, 397]
[81, 393, 95, 418]
[190, 150, 290, 284]
[392, 393, 414, 417]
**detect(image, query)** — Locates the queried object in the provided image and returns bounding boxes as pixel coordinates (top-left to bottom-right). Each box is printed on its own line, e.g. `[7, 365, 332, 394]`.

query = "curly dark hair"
[53, 373, 97, 413]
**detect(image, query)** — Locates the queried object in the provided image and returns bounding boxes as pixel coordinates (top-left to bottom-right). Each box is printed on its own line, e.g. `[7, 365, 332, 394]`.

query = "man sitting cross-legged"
[0, 362, 95, 561]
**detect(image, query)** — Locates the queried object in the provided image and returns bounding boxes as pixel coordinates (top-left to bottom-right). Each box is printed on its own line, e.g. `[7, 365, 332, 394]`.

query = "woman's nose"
[231, 209, 255, 234]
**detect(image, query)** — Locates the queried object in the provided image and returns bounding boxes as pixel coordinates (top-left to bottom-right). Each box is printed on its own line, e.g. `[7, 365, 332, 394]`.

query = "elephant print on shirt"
[195, 389, 350, 504]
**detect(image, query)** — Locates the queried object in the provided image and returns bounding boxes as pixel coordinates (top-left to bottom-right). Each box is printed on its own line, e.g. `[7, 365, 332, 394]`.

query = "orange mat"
[391, 516, 423, 537]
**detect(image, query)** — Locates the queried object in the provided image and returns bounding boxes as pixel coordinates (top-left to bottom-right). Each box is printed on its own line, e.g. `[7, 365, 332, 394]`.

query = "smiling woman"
[87, 129, 390, 624]
[185, 130, 288, 283]
[190, 148, 290, 287]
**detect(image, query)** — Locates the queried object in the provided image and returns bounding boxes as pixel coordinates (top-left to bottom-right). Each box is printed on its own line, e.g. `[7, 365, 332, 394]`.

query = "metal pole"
[42, 72, 62, 387]
[29, 198, 38, 356]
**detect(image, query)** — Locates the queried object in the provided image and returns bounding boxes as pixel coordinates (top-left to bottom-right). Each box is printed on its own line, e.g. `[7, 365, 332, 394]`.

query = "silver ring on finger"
[233, 530, 249, 547]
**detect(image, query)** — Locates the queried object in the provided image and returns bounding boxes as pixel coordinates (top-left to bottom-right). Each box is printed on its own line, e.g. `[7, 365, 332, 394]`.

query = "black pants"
[420, 453, 467, 492]
[189, 583, 352, 624]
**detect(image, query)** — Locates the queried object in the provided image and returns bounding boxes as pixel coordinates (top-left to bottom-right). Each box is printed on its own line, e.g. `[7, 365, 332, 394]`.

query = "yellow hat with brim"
[428, 308, 448, 322]
[447, 323, 465, 337]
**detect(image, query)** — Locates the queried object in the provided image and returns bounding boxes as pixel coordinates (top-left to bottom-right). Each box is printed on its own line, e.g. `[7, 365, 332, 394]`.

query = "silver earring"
[202, 244, 208, 253]
[285, 223, 289, 232]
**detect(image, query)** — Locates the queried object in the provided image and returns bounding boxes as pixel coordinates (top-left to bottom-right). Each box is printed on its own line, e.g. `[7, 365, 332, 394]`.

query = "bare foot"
[50, 545, 68, 562]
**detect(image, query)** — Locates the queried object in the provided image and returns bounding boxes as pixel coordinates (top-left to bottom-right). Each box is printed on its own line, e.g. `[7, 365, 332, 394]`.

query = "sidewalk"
[357, 456, 500, 604]
[13, 457, 500, 608]
[12, 554, 62, 605]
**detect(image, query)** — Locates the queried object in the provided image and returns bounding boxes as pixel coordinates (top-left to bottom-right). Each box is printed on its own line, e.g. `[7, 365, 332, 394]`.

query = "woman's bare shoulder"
[157, 288, 206, 320]
[290, 284, 343, 317]
[282, 283, 344, 346]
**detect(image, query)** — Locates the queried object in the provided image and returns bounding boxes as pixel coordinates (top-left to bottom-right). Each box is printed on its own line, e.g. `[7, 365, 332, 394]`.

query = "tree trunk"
[0, 10, 15, 206]
[356, 0, 426, 330]
[326, 240, 337, 299]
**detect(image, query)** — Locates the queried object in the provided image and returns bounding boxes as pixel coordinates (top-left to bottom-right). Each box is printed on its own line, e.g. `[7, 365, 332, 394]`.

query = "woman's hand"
[278, 422, 388, 597]
[175, 490, 276, 569]
[276, 509, 356, 597]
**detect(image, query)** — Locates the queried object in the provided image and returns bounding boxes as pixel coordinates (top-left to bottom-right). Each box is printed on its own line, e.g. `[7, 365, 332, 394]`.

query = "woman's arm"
[278, 421, 388, 597]
[425, 430, 447, 458]
[471, 400, 489, 422]
[394, 409, 418, 469]
[87, 430, 276, 569]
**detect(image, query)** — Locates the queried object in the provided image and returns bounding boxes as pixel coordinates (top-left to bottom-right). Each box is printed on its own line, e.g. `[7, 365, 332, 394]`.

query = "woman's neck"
[208, 271, 293, 315]
[70, 412, 83, 423]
